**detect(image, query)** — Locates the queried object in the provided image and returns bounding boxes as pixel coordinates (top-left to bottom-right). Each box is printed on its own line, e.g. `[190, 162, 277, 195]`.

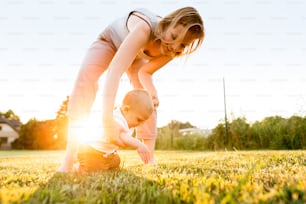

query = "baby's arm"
[119, 133, 150, 164]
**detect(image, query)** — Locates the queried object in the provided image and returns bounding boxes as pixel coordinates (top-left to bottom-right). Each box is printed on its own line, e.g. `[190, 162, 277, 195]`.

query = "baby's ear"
[122, 105, 130, 113]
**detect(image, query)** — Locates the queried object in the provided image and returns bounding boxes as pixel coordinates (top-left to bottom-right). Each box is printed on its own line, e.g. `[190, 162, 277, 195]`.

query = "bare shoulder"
[127, 13, 152, 35]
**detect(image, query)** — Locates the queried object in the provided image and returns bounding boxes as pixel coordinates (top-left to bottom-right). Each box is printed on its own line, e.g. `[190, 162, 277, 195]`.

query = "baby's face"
[124, 107, 151, 128]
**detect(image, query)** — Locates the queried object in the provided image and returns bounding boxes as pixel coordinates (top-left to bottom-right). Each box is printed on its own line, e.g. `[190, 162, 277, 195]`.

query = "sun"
[72, 116, 104, 144]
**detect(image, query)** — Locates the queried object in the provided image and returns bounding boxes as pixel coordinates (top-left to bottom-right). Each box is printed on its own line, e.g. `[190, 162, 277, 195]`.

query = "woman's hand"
[136, 143, 150, 164]
[152, 95, 159, 108]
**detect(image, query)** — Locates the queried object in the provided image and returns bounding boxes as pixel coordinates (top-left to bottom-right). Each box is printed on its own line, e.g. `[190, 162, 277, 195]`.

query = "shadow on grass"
[20, 168, 184, 204]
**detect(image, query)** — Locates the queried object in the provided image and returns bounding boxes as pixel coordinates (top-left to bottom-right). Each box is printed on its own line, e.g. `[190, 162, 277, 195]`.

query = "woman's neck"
[143, 39, 163, 57]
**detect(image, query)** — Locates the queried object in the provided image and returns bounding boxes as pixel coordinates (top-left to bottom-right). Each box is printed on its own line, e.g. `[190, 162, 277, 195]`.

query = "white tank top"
[109, 8, 160, 60]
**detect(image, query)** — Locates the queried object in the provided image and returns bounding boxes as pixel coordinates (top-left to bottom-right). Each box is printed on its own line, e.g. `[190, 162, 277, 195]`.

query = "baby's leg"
[77, 145, 120, 173]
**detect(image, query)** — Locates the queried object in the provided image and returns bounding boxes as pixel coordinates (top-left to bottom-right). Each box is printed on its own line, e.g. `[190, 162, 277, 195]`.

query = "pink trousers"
[67, 27, 157, 140]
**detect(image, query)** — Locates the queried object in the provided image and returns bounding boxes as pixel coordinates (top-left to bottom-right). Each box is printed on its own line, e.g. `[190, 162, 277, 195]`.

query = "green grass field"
[0, 150, 305, 204]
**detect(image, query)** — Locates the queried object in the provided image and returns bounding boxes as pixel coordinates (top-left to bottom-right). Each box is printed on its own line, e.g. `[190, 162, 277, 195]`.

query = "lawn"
[0, 150, 305, 203]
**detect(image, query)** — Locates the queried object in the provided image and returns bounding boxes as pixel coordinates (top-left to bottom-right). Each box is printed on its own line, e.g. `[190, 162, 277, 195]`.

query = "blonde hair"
[122, 89, 153, 115]
[155, 7, 204, 57]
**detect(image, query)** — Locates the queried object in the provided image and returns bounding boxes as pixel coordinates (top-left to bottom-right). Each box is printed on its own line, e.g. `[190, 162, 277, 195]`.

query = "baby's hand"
[136, 143, 150, 164]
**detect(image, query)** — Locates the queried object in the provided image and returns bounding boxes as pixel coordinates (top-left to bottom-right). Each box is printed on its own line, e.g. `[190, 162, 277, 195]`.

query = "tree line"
[156, 116, 306, 150]
[11, 97, 69, 150]
[1, 97, 306, 150]
[0, 97, 68, 150]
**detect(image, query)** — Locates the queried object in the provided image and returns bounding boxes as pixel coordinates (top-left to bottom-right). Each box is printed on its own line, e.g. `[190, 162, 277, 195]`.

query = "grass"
[0, 150, 305, 203]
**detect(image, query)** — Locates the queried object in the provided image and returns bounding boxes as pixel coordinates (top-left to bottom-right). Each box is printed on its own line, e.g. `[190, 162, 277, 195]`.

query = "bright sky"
[1, 0, 305, 129]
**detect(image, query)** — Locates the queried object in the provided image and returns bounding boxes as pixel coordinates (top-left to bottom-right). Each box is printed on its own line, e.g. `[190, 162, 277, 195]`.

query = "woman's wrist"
[152, 95, 159, 108]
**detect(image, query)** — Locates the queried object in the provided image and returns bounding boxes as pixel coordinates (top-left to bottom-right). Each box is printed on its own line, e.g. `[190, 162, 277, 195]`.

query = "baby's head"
[120, 89, 154, 128]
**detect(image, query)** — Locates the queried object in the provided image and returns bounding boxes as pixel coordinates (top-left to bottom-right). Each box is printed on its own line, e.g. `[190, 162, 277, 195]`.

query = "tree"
[56, 96, 69, 119]
[285, 116, 306, 149]
[249, 121, 261, 149]
[156, 120, 196, 149]
[228, 117, 251, 149]
[12, 97, 70, 150]
[54, 96, 69, 149]
[260, 116, 287, 149]
[205, 123, 226, 150]
[0, 109, 20, 121]
[12, 118, 56, 149]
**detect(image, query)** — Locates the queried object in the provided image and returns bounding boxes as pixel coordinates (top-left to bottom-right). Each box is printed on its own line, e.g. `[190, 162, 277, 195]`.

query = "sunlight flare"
[69, 117, 103, 144]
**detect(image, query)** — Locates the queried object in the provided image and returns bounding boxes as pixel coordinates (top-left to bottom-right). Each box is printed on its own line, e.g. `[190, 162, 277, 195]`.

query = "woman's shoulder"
[128, 8, 160, 28]
[130, 8, 159, 18]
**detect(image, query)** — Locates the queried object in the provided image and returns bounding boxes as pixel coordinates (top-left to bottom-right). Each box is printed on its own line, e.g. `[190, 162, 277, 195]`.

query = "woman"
[58, 7, 204, 172]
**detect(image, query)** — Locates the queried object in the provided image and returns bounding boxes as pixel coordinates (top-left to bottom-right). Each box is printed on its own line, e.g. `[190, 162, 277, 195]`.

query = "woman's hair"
[155, 7, 204, 57]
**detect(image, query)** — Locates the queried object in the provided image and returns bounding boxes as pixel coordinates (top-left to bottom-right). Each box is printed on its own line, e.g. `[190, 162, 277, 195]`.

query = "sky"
[0, 0, 305, 129]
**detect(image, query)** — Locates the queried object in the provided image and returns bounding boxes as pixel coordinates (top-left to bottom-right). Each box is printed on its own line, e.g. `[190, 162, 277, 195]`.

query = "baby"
[76, 89, 154, 172]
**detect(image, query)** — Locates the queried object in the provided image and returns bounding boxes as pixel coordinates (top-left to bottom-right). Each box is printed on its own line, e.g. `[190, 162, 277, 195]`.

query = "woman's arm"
[101, 21, 151, 144]
[138, 56, 173, 106]
[102, 24, 151, 120]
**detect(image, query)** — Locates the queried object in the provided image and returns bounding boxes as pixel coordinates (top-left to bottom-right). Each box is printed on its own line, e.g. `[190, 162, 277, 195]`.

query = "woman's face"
[162, 24, 193, 55]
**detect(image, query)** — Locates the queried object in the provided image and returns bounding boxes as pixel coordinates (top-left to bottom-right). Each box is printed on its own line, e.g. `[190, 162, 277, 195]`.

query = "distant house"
[179, 128, 212, 137]
[0, 118, 22, 149]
